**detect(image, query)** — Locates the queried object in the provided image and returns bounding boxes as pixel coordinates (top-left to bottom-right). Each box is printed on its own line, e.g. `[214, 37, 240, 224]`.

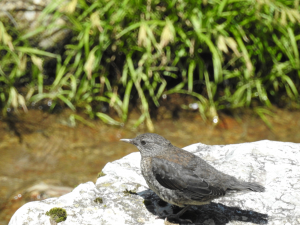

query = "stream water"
[1, 106, 299, 224]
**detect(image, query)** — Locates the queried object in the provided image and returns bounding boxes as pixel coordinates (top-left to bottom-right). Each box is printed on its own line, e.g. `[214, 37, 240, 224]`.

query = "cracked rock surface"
[9, 140, 300, 225]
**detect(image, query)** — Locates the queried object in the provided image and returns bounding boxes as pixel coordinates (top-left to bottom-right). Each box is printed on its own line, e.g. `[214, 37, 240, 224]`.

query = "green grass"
[0, 0, 299, 130]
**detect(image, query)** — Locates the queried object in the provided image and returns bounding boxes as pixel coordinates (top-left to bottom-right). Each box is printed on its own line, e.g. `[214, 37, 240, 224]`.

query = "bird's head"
[120, 133, 172, 157]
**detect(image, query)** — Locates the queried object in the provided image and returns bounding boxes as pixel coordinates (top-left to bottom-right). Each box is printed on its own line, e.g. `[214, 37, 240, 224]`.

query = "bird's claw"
[155, 215, 192, 224]
[164, 215, 193, 224]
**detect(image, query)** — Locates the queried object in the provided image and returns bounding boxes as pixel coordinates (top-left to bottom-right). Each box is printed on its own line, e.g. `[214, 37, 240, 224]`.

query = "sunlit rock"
[9, 140, 300, 224]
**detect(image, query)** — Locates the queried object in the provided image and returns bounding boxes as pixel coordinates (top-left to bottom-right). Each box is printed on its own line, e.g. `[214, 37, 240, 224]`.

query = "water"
[0, 107, 299, 224]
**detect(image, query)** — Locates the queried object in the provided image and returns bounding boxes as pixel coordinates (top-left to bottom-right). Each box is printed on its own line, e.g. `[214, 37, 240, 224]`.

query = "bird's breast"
[140, 157, 187, 207]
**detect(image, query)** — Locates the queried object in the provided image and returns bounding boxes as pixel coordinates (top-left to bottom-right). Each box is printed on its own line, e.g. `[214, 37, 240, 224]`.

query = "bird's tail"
[228, 181, 265, 192]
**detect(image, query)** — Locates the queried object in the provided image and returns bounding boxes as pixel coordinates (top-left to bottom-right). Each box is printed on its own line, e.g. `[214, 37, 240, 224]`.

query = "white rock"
[9, 140, 300, 224]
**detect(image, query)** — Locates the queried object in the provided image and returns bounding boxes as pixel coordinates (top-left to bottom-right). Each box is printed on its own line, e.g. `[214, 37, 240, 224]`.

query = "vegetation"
[94, 197, 103, 204]
[46, 207, 67, 223]
[97, 171, 106, 178]
[1, 0, 299, 131]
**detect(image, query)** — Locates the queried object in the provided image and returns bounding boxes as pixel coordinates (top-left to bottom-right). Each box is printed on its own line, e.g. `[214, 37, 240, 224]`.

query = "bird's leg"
[174, 205, 191, 218]
[165, 205, 192, 223]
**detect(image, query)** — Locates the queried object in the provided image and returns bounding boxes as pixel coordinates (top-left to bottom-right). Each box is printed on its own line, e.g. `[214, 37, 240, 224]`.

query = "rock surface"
[9, 140, 300, 225]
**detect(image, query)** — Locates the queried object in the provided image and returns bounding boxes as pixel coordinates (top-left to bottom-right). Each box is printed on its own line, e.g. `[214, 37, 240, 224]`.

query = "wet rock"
[22, 181, 73, 201]
[9, 140, 300, 224]
[1, 181, 72, 225]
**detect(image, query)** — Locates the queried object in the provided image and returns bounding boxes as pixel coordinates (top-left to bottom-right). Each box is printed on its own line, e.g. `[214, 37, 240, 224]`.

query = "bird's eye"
[141, 140, 146, 145]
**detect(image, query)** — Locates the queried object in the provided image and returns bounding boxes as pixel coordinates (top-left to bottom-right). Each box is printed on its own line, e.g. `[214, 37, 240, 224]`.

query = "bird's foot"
[164, 214, 193, 224]
[155, 214, 192, 224]
[156, 205, 193, 224]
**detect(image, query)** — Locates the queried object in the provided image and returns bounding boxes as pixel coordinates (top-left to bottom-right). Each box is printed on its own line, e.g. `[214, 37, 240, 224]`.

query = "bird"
[120, 133, 265, 223]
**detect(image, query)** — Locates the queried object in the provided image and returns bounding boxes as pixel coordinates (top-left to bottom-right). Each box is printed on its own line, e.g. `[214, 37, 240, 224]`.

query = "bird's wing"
[151, 157, 225, 200]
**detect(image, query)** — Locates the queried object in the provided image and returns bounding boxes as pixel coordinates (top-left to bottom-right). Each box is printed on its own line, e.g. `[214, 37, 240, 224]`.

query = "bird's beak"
[120, 139, 133, 144]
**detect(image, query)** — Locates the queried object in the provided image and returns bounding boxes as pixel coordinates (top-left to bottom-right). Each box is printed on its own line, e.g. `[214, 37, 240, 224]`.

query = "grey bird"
[121, 133, 265, 223]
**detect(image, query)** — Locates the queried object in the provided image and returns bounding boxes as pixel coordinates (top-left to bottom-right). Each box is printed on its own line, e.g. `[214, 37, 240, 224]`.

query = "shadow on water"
[138, 189, 268, 225]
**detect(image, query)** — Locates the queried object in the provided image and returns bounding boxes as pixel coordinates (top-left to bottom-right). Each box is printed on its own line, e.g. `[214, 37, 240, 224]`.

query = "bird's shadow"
[137, 189, 268, 225]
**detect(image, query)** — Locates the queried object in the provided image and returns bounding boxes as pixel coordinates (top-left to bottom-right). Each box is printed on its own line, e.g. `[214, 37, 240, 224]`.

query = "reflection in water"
[0, 108, 299, 224]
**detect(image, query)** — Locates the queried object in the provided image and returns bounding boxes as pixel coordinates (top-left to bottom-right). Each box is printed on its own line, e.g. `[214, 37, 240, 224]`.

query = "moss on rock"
[46, 207, 67, 223]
